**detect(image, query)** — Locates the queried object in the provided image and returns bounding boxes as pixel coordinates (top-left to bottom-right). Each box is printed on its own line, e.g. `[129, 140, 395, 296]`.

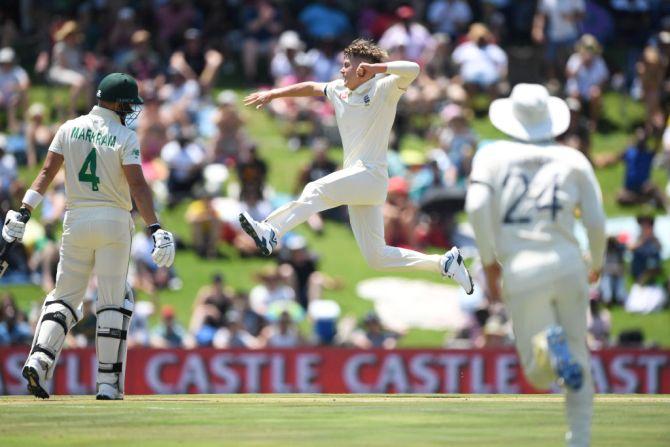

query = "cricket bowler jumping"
[466, 83, 607, 447]
[241, 39, 473, 293]
[2, 73, 176, 400]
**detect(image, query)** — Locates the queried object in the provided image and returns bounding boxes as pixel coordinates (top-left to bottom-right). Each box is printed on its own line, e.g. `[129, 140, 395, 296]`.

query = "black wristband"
[147, 223, 161, 234]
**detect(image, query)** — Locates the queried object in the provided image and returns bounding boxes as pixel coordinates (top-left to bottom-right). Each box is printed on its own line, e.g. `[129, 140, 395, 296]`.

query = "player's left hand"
[244, 90, 274, 109]
[2, 209, 29, 243]
[152, 229, 175, 268]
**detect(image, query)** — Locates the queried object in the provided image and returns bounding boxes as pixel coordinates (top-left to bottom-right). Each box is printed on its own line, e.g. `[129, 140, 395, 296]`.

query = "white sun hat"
[489, 83, 570, 142]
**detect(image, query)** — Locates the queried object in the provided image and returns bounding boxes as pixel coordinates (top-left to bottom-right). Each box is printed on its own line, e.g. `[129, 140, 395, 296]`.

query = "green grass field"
[5, 87, 670, 347]
[0, 394, 668, 446]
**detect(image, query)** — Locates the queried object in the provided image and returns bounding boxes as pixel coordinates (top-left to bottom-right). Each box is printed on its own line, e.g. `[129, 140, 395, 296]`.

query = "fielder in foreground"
[1, 73, 176, 400]
[465, 84, 606, 447]
[242, 39, 473, 293]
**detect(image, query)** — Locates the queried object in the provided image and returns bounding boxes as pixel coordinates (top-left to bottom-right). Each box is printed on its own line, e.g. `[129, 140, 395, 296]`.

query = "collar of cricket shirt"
[90, 105, 121, 123]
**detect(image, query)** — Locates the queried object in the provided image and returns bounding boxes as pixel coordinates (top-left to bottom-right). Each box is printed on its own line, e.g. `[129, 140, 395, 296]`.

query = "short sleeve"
[48, 125, 66, 154]
[469, 146, 496, 189]
[323, 79, 339, 103]
[122, 132, 142, 165]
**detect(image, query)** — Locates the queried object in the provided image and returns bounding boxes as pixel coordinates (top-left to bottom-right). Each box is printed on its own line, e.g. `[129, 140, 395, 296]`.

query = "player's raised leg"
[239, 163, 386, 255]
[23, 218, 92, 399]
[348, 204, 473, 293]
[93, 213, 134, 400]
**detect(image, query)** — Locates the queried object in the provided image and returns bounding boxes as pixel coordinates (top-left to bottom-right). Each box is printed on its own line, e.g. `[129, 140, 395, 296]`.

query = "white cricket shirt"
[49, 106, 141, 211]
[466, 141, 606, 292]
[324, 61, 419, 172]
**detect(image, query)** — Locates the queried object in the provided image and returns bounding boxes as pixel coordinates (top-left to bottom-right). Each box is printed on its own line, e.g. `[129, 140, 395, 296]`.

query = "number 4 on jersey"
[78, 148, 100, 191]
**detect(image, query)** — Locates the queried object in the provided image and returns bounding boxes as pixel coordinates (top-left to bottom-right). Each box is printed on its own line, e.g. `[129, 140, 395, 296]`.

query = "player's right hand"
[244, 90, 273, 109]
[151, 229, 175, 268]
[2, 209, 28, 243]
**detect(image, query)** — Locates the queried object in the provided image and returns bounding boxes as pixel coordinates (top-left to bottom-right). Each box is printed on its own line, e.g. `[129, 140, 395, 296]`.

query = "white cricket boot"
[440, 247, 474, 295]
[96, 382, 123, 400]
[238, 211, 278, 256]
[22, 355, 50, 399]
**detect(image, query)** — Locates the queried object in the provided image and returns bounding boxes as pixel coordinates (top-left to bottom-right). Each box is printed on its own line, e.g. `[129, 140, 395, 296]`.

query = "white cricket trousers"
[54, 207, 133, 311]
[265, 161, 442, 272]
[504, 270, 593, 447]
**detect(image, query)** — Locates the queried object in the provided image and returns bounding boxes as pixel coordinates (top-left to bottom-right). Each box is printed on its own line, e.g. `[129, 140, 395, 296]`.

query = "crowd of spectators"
[1, 1, 670, 350]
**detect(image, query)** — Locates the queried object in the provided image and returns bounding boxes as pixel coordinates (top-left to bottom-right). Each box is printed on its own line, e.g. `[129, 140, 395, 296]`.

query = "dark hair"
[343, 38, 388, 64]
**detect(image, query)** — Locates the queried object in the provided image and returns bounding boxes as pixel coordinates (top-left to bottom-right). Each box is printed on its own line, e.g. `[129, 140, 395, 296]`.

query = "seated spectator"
[566, 34, 609, 131]
[0, 293, 32, 345]
[128, 300, 154, 348]
[558, 97, 592, 160]
[130, 226, 179, 294]
[435, 104, 476, 180]
[626, 215, 668, 313]
[121, 30, 164, 91]
[307, 38, 341, 83]
[190, 273, 234, 333]
[210, 90, 251, 165]
[600, 236, 628, 305]
[427, 0, 472, 39]
[0, 47, 29, 132]
[68, 293, 96, 347]
[151, 305, 187, 348]
[108, 7, 140, 65]
[298, 1, 351, 43]
[383, 177, 417, 248]
[242, 0, 282, 83]
[295, 138, 342, 232]
[597, 127, 666, 210]
[249, 265, 296, 318]
[270, 30, 306, 83]
[379, 5, 434, 63]
[48, 21, 93, 116]
[161, 127, 206, 207]
[158, 68, 201, 129]
[213, 310, 262, 349]
[24, 103, 55, 168]
[260, 310, 304, 348]
[27, 222, 60, 292]
[452, 23, 508, 102]
[350, 311, 397, 349]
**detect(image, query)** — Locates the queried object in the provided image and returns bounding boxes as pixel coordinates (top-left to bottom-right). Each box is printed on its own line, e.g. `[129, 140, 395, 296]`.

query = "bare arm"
[122, 164, 159, 226]
[244, 81, 327, 109]
[24, 151, 64, 211]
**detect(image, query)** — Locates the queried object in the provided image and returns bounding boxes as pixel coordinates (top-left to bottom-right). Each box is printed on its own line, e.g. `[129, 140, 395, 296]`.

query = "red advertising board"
[1, 347, 669, 395]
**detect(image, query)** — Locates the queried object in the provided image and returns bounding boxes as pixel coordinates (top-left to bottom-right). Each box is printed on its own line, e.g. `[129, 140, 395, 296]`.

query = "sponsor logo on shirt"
[363, 94, 370, 106]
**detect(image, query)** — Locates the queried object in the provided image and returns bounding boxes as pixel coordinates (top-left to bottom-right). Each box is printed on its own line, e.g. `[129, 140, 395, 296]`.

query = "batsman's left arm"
[23, 151, 64, 211]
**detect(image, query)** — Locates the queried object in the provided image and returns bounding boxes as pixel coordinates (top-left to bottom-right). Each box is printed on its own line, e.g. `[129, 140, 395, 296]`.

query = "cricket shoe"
[96, 383, 123, 400]
[239, 211, 277, 256]
[440, 247, 474, 295]
[546, 325, 583, 391]
[22, 356, 49, 399]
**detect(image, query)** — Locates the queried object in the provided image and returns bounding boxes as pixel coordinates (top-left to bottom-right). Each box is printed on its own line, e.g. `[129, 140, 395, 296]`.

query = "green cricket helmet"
[96, 72, 143, 126]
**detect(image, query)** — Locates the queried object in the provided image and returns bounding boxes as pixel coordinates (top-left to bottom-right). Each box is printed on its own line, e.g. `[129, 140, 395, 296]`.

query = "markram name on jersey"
[49, 106, 141, 211]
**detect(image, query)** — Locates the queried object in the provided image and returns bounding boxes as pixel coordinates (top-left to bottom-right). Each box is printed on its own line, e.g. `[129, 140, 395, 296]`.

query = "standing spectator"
[0, 47, 29, 132]
[170, 28, 224, 94]
[278, 235, 319, 310]
[427, 0, 472, 39]
[532, 0, 585, 83]
[161, 127, 206, 206]
[236, 144, 268, 200]
[379, 5, 434, 63]
[48, 21, 93, 116]
[210, 90, 250, 165]
[189, 273, 234, 335]
[566, 34, 609, 131]
[184, 193, 221, 258]
[108, 7, 140, 65]
[435, 103, 477, 180]
[600, 236, 628, 306]
[270, 30, 306, 82]
[636, 45, 667, 126]
[151, 305, 187, 348]
[383, 177, 417, 249]
[587, 297, 611, 349]
[24, 103, 55, 168]
[156, 0, 199, 54]
[121, 30, 164, 89]
[452, 23, 508, 102]
[242, 0, 282, 83]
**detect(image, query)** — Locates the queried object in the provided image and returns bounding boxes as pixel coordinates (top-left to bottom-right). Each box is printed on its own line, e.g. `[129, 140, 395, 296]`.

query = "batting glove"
[2, 209, 29, 243]
[151, 229, 175, 268]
